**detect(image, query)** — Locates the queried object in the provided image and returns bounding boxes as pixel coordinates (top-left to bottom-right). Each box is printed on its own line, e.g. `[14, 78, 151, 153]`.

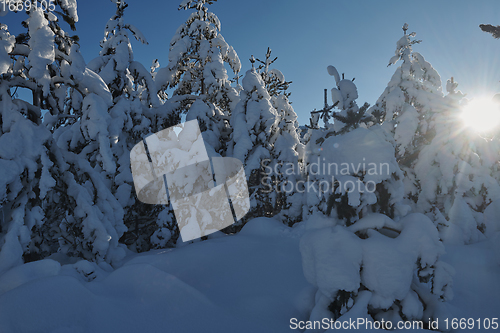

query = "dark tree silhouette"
[480, 24, 500, 39]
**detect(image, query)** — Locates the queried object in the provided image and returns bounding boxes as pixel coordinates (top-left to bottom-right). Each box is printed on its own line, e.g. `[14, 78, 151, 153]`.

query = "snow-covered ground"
[0, 217, 498, 333]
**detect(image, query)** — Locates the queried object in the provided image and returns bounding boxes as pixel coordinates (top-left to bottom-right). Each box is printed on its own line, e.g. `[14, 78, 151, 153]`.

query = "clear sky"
[3, 0, 500, 125]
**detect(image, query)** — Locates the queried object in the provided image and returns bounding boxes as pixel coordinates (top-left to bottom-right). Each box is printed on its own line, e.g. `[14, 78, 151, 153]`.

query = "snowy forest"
[0, 0, 499, 332]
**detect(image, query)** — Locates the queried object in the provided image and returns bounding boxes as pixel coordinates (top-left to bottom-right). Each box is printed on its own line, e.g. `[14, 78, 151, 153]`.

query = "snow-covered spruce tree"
[302, 66, 372, 150]
[0, 3, 125, 269]
[269, 94, 305, 225]
[228, 68, 278, 229]
[49, 58, 127, 262]
[299, 68, 453, 330]
[155, 0, 241, 155]
[8, 3, 128, 265]
[300, 63, 453, 328]
[0, 21, 55, 273]
[250, 49, 305, 225]
[0, 4, 77, 268]
[368, 24, 443, 203]
[415, 78, 500, 243]
[303, 66, 405, 224]
[87, 1, 178, 252]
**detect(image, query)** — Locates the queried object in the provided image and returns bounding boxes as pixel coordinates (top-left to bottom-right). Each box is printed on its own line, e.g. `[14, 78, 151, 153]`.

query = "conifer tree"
[87, 0, 178, 251]
[303, 66, 405, 224]
[300, 62, 452, 329]
[0, 21, 54, 272]
[270, 94, 305, 225]
[228, 68, 278, 228]
[0, 5, 65, 269]
[368, 23, 443, 202]
[250, 48, 304, 225]
[0, 2, 128, 269]
[415, 78, 500, 243]
[156, 0, 241, 154]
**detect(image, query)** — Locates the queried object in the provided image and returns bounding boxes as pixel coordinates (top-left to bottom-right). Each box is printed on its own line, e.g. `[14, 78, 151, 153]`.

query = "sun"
[461, 97, 500, 132]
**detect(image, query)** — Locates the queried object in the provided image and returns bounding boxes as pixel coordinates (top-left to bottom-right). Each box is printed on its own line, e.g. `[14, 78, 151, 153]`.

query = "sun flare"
[461, 97, 500, 132]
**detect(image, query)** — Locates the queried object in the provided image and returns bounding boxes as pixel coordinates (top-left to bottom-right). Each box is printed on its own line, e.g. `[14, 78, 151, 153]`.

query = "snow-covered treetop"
[89, 0, 160, 106]
[385, 25, 442, 97]
[157, 0, 240, 106]
[179, 0, 216, 11]
[325, 65, 371, 135]
[367, 24, 444, 163]
[387, 23, 421, 67]
[444, 77, 465, 105]
[101, 1, 148, 51]
[445, 77, 465, 98]
[251, 48, 291, 98]
[372, 23, 442, 123]
[177, 0, 220, 31]
[328, 65, 358, 111]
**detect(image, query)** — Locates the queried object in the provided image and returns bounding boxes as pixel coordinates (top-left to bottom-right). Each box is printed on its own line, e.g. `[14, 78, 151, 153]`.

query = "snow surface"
[0, 217, 498, 333]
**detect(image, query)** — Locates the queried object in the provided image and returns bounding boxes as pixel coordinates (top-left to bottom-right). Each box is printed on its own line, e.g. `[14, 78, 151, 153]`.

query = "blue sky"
[3, 0, 500, 125]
